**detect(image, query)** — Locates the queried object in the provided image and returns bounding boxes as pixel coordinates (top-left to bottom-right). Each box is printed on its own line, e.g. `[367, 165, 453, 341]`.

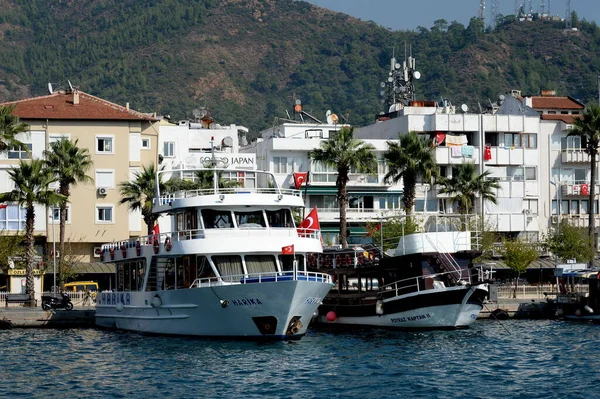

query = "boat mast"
[210, 136, 218, 194]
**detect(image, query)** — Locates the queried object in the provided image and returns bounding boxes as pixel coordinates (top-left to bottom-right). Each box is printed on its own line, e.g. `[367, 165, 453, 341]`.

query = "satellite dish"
[413, 71, 421, 80]
[380, 90, 385, 96]
[68, 80, 73, 90]
[499, 94, 506, 101]
[387, 77, 393, 82]
[461, 104, 469, 113]
[221, 136, 234, 147]
[380, 82, 386, 88]
[8, 259, 14, 269]
[394, 63, 401, 69]
[48, 83, 53, 94]
[295, 99, 302, 105]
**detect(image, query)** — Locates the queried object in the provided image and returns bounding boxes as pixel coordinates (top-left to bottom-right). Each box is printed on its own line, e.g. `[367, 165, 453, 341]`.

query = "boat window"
[278, 255, 305, 272]
[213, 255, 243, 281]
[266, 209, 293, 227]
[245, 255, 277, 275]
[116, 260, 145, 291]
[196, 255, 215, 279]
[235, 211, 266, 228]
[201, 209, 233, 228]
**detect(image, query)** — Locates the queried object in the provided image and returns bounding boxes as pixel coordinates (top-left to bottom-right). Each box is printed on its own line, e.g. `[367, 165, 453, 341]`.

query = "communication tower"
[491, 0, 500, 27]
[565, 0, 572, 29]
[478, 0, 486, 22]
[379, 48, 421, 112]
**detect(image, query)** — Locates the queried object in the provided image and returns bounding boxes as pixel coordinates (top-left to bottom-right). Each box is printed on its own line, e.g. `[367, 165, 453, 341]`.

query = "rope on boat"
[483, 302, 511, 335]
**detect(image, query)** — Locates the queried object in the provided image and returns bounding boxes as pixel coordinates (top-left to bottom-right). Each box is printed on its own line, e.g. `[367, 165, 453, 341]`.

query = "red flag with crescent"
[293, 172, 308, 189]
[281, 244, 295, 255]
[581, 184, 590, 196]
[298, 207, 320, 236]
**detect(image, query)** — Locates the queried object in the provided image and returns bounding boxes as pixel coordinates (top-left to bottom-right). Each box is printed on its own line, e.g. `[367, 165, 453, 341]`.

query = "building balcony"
[316, 207, 400, 223]
[551, 214, 599, 227]
[561, 150, 589, 163]
[561, 182, 598, 197]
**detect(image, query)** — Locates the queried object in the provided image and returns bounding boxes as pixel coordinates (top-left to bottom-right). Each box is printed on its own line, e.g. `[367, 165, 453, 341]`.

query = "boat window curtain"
[245, 255, 277, 275]
[213, 255, 243, 281]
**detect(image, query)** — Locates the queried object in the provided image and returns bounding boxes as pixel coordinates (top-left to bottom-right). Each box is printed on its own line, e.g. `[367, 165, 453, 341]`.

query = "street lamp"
[49, 210, 56, 293]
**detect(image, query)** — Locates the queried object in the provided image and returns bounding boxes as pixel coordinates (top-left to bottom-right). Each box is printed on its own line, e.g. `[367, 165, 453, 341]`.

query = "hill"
[0, 0, 599, 136]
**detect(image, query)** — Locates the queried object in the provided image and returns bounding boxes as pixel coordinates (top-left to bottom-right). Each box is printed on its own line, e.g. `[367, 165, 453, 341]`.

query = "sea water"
[1, 320, 599, 399]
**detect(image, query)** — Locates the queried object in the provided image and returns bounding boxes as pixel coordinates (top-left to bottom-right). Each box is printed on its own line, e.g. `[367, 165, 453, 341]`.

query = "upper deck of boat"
[153, 167, 304, 212]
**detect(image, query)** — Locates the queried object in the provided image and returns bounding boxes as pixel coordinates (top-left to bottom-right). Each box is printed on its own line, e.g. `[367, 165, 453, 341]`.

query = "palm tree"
[383, 132, 437, 216]
[568, 104, 600, 254]
[308, 126, 377, 248]
[0, 160, 65, 305]
[436, 162, 500, 214]
[0, 105, 29, 153]
[119, 164, 164, 235]
[43, 138, 93, 271]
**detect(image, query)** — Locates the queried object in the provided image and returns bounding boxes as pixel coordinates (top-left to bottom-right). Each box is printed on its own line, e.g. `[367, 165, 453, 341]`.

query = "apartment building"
[0, 89, 159, 263]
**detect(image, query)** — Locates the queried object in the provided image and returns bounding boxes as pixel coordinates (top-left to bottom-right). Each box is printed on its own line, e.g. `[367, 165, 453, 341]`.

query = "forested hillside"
[0, 0, 599, 136]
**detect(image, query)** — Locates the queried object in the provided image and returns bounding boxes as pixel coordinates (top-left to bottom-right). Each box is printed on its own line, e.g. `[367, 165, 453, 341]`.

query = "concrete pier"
[479, 299, 557, 320]
[0, 307, 95, 329]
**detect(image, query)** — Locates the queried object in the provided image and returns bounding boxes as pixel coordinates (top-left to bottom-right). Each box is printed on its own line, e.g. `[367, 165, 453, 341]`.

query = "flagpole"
[303, 172, 310, 219]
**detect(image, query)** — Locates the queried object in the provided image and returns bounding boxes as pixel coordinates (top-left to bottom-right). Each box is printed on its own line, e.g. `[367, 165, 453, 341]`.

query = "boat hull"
[317, 285, 487, 330]
[96, 280, 331, 339]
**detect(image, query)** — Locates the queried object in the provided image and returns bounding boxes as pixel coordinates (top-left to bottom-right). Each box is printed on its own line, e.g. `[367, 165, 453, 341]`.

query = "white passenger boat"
[310, 224, 489, 330]
[96, 167, 332, 339]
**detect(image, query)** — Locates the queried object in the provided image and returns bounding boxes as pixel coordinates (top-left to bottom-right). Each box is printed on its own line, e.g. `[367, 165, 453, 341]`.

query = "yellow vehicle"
[64, 281, 98, 301]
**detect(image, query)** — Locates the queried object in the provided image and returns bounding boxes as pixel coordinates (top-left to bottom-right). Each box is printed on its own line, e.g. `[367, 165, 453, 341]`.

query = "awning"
[305, 187, 338, 195]
[304, 186, 401, 196]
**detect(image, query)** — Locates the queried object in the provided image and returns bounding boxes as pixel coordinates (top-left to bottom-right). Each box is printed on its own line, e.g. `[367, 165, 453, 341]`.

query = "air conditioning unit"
[522, 209, 531, 215]
[93, 247, 102, 258]
[97, 187, 108, 196]
[551, 215, 559, 224]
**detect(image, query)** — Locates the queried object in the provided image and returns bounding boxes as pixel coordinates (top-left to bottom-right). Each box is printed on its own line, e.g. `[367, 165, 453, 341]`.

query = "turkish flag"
[281, 244, 295, 255]
[435, 132, 445, 146]
[484, 145, 492, 161]
[0, 204, 6, 209]
[152, 223, 160, 236]
[293, 172, 308, 189]
[298, 207, 320, 236]
[581, 184, 590, 196]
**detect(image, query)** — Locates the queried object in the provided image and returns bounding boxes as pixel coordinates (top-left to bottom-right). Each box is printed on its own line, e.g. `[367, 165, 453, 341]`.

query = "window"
[163, 141, 175, 157]
[96, 136, 113, 154]
[95, 170, 115, 188]
[0, 205, 26, 230]
[485, 132, 499, 147]
[141, 138, 150, 149]
[505, 133, 536, 148]
[273, 156, 294, 174]
[561, 136, 583, 151]
[50, 206, 70, 223]
[234, 211, 265, 228]
[523, 199, 538, 214]
[8, 144, 32, 159]
[96, 206, 114, 223]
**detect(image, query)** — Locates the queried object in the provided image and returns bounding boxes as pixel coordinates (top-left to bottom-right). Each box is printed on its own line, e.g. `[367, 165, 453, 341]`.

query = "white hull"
[319, 285, 486, 330]
[96, 280, 331, 339]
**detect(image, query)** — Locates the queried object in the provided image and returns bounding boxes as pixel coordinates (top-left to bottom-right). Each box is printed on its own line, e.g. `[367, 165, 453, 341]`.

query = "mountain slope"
[0, 1, 599, 136]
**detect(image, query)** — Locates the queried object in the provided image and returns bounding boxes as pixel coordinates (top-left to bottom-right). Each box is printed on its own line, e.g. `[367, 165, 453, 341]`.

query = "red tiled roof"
[0, 91, 158, 121]
[540, 114, 580, 124]
[531, 96, 585, 110]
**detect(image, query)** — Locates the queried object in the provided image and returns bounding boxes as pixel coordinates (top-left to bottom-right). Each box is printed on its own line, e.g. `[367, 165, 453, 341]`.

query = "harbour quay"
[0, 307, 95, 329]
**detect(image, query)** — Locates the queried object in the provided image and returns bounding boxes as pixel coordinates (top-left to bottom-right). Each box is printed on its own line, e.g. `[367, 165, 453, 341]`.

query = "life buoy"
[121, 244, 127, 258]
[165, 237, 172, 252]
[136, 241, 141, 256]
[109, 247, 115, 260]
[153, 238, 159, 254]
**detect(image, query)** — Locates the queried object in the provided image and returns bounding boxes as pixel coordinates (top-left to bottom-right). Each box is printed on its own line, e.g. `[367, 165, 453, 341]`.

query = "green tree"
[309, 127, 376, 248]
[119, 164, 164, 235]
[383, 132, 437, 216]
[568, 104, 600, 255]
[436, 162, 500, 214]
[0, 160, 65, 305]
[543, 222, 594, 263]
[501, 238, 538, 298]
[43, 138, 93, 286]
[0, 105, 28, 153]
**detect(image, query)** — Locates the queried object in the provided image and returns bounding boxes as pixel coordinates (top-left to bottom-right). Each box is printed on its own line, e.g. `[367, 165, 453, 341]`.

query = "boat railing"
[190, 270, 332, 287]
[424, 235, 468, 284]
[156, 187, 301, 206]
[101, 227, 320, 255]
[378, 271, 461, 299]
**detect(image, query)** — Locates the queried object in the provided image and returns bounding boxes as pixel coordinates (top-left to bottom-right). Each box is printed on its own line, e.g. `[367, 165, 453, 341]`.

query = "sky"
[304, 0, 600, 31]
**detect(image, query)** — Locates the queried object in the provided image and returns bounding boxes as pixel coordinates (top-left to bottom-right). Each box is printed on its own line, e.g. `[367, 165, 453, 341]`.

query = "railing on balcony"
[561, 150, 589, 163]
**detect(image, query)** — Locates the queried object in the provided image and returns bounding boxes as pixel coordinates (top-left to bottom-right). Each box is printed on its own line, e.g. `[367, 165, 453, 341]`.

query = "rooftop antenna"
[47, 83, 53, 94]
[491, 0, 500, 28]
[68, 80, 74, 91]
[565, 0, 572, 29]
[478, 0, 486, 22]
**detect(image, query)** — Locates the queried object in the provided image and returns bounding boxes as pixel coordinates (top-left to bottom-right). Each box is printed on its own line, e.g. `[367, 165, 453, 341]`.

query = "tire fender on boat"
[153, 238, 159, 254]
[165, 237, 172, 252]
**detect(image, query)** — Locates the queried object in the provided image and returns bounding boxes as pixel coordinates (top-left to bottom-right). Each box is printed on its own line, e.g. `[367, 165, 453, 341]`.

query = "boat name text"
[305, 297, 322, 305]
[391, 313, 432, 323]
[98, 292, 131, 306]
[231, 297, 263, 306]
